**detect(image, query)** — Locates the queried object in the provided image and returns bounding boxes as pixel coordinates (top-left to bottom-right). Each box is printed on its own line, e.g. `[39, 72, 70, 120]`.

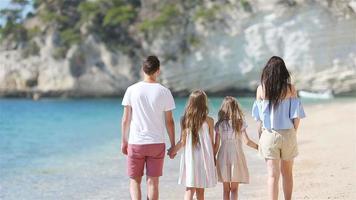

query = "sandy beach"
[150, 100, 356, 200]
[3, 99, 353, 199]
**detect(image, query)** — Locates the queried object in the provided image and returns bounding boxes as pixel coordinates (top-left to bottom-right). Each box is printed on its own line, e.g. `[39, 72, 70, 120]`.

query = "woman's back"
[256, 84, 297, 100]
[252, 84, 306, 130]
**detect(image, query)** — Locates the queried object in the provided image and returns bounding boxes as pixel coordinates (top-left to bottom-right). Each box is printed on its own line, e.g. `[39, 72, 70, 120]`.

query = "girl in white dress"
[169, 90, 217, 200]
[214, 96, 258, 200]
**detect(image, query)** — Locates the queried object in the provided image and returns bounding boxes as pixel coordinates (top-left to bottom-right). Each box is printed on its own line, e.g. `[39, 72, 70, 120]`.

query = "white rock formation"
[0, 1, 355, 97]
[159, 3, 356, 95]
[0, 34, 137, 97]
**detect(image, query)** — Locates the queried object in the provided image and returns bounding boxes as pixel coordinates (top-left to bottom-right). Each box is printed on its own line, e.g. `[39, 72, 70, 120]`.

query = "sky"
[0, 0, 11, 9]
[0, 0, 34, 25]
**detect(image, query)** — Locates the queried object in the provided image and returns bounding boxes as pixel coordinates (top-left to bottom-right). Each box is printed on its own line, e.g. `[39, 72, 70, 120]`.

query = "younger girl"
[169, 90, 217, 200]
[214, 96, 258, 200]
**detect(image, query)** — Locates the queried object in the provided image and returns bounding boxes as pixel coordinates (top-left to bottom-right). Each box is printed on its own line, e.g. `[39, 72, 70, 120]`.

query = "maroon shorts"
[127, 143, 165, 178]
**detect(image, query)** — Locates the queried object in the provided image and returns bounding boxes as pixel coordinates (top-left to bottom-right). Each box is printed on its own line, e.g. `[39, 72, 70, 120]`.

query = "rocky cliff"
[0, 0, 355, 97]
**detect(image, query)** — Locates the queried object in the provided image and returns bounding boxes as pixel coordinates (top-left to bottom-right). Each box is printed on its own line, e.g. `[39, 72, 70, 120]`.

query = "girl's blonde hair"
[215, 96, 244, 136]
[181, 90, 209, 147]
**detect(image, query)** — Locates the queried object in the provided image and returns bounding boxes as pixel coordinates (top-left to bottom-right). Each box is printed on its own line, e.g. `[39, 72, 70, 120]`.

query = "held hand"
[167, 147, 177, 159]
[169, 152, 177, 159]
[121, 141, 128, 155]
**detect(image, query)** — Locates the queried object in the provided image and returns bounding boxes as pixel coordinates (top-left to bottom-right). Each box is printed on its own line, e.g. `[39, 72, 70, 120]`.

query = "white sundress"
[178, 122, 217, 188]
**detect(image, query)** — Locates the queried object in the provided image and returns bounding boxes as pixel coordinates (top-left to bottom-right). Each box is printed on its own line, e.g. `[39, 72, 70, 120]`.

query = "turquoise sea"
[0, 97, 339, 199]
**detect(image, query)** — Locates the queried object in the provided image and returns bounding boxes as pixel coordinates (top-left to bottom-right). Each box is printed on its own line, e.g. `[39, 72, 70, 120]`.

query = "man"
[121, 55, 176, 200]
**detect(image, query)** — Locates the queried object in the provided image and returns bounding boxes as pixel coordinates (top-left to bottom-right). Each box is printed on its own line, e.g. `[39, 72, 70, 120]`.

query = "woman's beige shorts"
[258, 128, 298, 160]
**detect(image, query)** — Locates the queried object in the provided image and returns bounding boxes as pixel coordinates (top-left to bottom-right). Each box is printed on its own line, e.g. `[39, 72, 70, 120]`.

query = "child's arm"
[121, 106, 132, 155]
[168, 119, 187, 158]
[214, 127, 221, 157]
[169, 129, 187, 157]
[241, 129, 258, 150]
[206, 117, 215, 149]
[207, 117, 217, 165]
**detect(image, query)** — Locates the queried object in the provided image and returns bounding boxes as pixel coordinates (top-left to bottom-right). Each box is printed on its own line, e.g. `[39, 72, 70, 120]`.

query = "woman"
[252, 56, 306, 200]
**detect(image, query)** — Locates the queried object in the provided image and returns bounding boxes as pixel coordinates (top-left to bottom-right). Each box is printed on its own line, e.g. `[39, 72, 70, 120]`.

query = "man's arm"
[164, 111, 175, 151]
[121, 106, 132, 155]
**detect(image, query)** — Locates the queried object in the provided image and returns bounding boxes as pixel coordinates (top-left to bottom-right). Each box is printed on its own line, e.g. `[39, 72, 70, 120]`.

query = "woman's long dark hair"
[261, 56, 291, 109]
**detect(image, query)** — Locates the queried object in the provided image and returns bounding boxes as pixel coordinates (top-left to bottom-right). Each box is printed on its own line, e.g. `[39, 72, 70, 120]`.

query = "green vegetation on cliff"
[0, 0, 253, 59]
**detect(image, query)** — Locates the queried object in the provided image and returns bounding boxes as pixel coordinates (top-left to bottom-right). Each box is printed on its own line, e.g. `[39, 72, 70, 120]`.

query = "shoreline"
[1, 95, 356, 101]
[0, 88, 256, 99]
[1, 89, 356, 99]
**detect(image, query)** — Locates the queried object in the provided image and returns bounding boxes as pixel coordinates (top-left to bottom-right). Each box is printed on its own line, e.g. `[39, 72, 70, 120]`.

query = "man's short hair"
[143, 55, 160, 75]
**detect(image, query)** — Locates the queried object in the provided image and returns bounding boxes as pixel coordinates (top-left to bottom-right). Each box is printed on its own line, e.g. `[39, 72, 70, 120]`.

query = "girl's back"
[218, 120, 246, 141]
[216, 121, 249, 183]
[178, 121, 217, 188]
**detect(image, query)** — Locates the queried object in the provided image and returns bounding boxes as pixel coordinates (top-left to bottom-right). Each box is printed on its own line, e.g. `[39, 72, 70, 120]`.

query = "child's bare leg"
[266, 159, 280, 200]
[281, 160, 294, 200]
[230, 182, 239, 200]
[130, 176, 142, 200]
[185, 187, 195, 200]
[196, 188, 205, 200]
[223, 182, 230, 200]
[146, 176, 159, 200]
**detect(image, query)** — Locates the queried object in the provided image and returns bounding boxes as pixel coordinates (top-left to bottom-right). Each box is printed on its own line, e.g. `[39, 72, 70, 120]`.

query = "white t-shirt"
[122, 81, 176, 144]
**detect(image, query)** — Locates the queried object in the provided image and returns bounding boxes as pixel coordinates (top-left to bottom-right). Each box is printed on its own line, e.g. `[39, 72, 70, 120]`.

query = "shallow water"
[0, 97, 341, 199]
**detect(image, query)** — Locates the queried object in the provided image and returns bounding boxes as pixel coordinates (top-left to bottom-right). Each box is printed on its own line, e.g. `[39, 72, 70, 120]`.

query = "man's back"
[122, 81, 175, 144]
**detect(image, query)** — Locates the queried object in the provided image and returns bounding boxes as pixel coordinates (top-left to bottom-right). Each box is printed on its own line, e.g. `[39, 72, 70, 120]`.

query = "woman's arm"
[257, 121, 262, 138]
[293, 118, 300, 131]
[256, 85, 263, 138]
[256, 85, 263, 100]
[290, 85, 301, 131]
[241, 130, 258, 150]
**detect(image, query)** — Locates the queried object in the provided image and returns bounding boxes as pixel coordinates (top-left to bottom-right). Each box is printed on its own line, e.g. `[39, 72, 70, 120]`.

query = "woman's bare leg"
[281, 160, 294, 200]
[266, 159, 280, 200]
[230, 182, 239, 200]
